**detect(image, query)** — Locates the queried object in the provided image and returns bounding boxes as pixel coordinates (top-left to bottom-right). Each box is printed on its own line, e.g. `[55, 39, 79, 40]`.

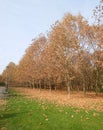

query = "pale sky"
[0, 0, 99, 74]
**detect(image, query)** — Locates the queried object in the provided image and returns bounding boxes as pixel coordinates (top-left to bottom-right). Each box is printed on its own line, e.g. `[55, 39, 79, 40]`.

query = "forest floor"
[12, 87, 103, 112]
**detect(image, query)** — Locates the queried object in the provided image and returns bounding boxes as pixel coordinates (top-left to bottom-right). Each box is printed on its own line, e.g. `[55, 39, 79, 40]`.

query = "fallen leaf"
[71, 115, 74, 118]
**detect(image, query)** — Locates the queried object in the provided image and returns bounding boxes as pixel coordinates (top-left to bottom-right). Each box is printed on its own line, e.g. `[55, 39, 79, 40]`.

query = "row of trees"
[1, 0, 103, 96]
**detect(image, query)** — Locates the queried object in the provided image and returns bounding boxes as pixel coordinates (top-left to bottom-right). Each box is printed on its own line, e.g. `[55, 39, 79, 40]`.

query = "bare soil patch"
[12, 87, 103, 112]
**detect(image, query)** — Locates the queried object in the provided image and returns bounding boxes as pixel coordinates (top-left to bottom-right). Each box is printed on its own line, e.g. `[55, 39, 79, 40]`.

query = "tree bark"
[49, 80, 52, 92]
[66, 75, 71, 99]
[39, 80, 41, 92]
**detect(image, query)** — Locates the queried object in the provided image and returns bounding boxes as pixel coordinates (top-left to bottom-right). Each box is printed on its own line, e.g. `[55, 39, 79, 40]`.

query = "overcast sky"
[0, 0, 99, 74]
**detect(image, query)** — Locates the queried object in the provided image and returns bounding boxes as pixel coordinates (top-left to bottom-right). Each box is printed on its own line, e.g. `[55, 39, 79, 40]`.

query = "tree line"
[1, 0, 103, 96]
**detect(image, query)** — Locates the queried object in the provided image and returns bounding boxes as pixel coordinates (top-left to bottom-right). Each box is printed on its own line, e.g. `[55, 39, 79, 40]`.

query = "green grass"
[0, 89, 103, 130]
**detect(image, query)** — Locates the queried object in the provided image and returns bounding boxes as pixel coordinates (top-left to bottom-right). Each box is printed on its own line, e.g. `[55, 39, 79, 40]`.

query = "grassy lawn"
[0, 89, 103, 130]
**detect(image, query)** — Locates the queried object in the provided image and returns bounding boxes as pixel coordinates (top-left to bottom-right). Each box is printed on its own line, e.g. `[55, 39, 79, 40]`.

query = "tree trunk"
[54, 85, 57, 91]
[65, 74, 71, 99]
[83, 86, 86, 95]
[95, 80, 98, 96]
[67, 84, 70, 99]
[36, 81, 39, 89]
[94, 69, 99, 96]
[44, 79, 46, 89]
[83, 80, 86, 95]
[32, 79, 35, 89]
[49, 80, 52, 92]
[66, 77, 71, 99]
[39, 80, 41, 92]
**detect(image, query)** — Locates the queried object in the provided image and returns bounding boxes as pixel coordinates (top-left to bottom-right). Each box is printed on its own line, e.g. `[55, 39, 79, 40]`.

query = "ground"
[0, 88, 103, 130]
[0, 99, 6, 106]
[13, 87, 103, 112]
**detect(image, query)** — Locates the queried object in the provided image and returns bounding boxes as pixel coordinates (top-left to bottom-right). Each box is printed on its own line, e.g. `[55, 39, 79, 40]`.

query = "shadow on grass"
[4, 91, 22, 99]
[0, 111, 27, 119]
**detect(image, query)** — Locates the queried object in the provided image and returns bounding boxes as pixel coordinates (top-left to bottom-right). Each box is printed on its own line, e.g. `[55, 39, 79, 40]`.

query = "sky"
[0, 0, 100, 74]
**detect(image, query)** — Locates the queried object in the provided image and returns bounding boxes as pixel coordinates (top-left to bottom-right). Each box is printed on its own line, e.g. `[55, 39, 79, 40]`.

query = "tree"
[2, 62, 16, 87]
[48, 14, 85, 97]
[15, 34, 47, 88]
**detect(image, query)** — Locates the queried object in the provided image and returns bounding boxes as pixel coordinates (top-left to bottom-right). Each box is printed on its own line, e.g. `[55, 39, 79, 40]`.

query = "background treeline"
[0, 0, 103, 95]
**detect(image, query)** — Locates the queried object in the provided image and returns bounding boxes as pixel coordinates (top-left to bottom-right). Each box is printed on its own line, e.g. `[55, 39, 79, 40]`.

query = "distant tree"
[2, 62, 16, 86]
[15, 34, 47, 88]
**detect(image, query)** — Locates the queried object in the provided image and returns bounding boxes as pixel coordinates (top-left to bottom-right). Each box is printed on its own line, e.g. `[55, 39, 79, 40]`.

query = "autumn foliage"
[1, 1, 103, 96]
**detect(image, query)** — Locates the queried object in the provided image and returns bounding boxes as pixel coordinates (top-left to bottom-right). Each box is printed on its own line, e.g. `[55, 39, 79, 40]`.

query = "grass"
[0, 89, 103, 130]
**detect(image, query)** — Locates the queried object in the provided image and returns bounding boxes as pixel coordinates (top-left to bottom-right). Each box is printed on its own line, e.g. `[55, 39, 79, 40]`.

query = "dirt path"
[0, 86, 6, 99]
[13, 87, 103, 112]
[0, 87, 6, 108]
